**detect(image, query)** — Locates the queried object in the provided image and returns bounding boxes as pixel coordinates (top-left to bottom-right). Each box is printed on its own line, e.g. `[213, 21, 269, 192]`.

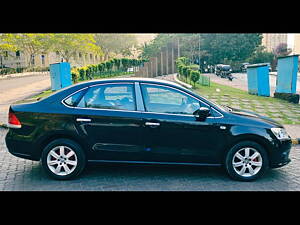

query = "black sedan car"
[5, 78, 292, 181]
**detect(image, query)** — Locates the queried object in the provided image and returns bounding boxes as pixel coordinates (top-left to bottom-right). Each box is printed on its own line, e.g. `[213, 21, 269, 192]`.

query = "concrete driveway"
[204, 72, 300, 98]
[0, 73, 50, 126]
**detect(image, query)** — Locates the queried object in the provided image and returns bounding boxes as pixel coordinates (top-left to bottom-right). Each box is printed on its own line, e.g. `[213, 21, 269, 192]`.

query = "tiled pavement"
[202, 94, 300, 125]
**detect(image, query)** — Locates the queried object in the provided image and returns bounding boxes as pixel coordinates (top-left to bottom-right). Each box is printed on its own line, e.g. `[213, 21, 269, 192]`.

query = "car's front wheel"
[41, 139, 86, 180]
[225, 141, 269, 181]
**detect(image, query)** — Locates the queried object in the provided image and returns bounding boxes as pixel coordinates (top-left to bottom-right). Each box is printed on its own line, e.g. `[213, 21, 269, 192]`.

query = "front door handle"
[76, 118, 92, 122]
[145, 122, 160, 127]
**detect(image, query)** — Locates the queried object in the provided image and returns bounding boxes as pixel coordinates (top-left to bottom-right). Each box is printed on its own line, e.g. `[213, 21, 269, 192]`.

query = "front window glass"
[77, 84, 136, 111]
[141, 84, 200, 115]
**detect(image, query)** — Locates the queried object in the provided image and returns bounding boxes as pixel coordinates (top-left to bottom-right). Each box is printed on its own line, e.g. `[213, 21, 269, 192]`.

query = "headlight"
[271, 128, 290, 140]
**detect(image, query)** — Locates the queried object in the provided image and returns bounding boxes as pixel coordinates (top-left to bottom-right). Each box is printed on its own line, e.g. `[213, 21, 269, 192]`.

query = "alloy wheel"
[232, 147, 263, 178]
[46, 146, 78, 176]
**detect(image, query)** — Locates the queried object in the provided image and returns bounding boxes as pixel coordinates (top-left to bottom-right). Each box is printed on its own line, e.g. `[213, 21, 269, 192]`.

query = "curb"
[269, 72, 300, 78]
[0, 72, 49, 80]
[173, 73, 193, 89]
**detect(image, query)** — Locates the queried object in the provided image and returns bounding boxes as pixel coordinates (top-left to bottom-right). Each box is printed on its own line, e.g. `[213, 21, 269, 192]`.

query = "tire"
[225, 141, 269, 181]
[41, 138, 86, 180]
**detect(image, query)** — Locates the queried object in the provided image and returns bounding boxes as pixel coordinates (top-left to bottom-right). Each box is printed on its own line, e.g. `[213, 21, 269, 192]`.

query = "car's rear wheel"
[41, 139, 86, 180]
[225, 141, 269, 181]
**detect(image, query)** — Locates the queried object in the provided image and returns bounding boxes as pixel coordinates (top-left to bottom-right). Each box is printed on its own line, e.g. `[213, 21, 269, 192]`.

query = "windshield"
[222, 65, 231, 70]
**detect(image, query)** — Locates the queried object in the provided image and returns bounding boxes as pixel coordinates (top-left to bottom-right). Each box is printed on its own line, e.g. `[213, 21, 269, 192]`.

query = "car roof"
[72, 77, 185, 89]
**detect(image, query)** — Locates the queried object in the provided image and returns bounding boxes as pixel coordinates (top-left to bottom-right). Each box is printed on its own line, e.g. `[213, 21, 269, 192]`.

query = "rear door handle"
[145, 122, 160, 127]
[76, 118, 92, 122]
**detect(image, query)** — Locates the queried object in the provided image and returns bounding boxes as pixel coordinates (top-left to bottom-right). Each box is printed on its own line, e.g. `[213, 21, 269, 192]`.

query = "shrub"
[79, 68, 85, 80]
[71, 67, 79, 83]
[191, 71, 200, 87]
[181, 66, 189, 82]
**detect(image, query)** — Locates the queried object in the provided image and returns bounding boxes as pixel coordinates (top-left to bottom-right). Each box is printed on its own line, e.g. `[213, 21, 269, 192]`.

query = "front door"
[139, 83, 222, 164]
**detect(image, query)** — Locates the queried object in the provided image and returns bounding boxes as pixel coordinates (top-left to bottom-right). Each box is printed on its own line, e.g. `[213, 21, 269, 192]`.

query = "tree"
[140, 33, 263, 67]
[191, 71, 200, 87]
[273, 43, 292, 57]
[50, 34, 102, 63]
[138, 33, 176, 59]
[0, 33, 54, 67]
[0, 34, 17, 68]
[94, 34, 138, 60]
[247, 46, 275, 64]
[200, 33, 263, 65]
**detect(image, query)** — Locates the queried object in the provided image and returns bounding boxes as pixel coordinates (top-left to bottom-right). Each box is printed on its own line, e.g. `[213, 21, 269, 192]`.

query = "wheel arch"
[221, 134, 272, 164]
[36, 132, 90, 160]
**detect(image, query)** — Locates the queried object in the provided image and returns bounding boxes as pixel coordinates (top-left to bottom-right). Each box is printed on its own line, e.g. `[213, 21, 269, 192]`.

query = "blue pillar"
[276, 54, 299, 94]
[50, 62, 72, 91]
[246, 63, 270, 96]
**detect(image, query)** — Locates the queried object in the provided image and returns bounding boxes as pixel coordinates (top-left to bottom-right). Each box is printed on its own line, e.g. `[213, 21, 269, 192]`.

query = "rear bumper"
[5, 131, 40, 161]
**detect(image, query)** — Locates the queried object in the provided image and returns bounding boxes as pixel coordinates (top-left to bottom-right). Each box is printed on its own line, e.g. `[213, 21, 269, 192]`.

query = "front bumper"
[269, 139, 292, 168]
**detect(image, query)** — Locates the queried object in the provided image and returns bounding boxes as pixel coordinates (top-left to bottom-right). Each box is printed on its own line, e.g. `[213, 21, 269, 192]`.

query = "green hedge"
[175, 57, 209, 87]
[71, 58, 148, 83]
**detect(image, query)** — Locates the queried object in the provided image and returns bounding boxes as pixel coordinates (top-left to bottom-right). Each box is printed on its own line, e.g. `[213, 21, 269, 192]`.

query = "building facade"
[0, 34, 157, 69]
[262, 33, 288, 52]
[293, 34, 300, 55]
[0, 51, 103, 69]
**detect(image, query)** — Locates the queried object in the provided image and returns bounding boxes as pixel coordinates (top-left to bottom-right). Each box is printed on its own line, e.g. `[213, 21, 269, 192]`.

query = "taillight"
[8, 111, 22, 128]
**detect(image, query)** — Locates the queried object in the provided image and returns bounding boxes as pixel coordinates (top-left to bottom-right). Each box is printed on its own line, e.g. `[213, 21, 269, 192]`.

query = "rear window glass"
[64, 90, 85, 107]
[77, 84, 136, 111]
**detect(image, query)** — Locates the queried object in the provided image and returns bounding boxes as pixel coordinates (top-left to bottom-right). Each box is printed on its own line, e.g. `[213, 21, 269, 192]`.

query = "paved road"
[204, 73, 300, 97]
[0, 73, 50, 125]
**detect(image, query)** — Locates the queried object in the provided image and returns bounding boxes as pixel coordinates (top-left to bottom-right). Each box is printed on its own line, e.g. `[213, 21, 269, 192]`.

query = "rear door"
[66, 82, 144, 161]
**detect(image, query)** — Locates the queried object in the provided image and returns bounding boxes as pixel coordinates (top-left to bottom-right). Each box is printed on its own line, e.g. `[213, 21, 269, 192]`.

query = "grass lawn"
[181, 75, 300, 125]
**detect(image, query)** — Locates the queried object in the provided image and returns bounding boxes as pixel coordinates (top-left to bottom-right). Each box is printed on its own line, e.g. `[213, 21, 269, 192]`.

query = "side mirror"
[193, 107, 211, 121]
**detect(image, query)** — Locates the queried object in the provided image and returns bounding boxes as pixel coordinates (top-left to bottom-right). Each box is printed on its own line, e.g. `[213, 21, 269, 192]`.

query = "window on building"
[41, 55, 45, 65]
[73, 52, 77, 60]
[4, 51, 8, 60]
[16, 51, 20, 60]
[31, 55, 35, 65]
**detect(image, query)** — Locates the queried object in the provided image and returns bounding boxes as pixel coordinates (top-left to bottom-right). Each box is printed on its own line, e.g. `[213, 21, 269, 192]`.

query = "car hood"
[228, 107, 283, 127]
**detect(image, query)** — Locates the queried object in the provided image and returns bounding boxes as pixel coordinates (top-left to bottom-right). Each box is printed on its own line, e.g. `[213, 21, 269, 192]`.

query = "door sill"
[87, 159, 222, 167]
